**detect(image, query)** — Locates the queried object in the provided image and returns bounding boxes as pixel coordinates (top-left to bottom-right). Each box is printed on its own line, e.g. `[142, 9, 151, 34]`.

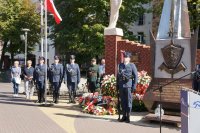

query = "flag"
[46, 0, 62, 24]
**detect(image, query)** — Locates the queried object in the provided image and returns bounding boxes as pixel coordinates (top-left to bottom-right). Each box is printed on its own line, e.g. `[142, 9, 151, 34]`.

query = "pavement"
[0, 81, 181, 133]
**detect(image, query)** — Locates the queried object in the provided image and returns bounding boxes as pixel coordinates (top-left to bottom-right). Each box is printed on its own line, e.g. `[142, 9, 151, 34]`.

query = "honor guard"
[193, 64, 200, 92]
[34, 56, 46, 103]
[117, 52, 138, 123]
[87, 58, 100, 93]
[64, 55, 80, 103]
[49, 56, 63, 104]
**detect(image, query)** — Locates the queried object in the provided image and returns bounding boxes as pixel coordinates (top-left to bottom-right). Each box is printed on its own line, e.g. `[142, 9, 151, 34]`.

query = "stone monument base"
[104, 27, 123, 36]
[143, 78, 192, 116]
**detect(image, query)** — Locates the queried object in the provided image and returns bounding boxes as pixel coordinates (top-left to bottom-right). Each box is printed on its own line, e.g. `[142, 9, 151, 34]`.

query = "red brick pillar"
[104, 35, 122, 75]
[104, 28, 123, 76]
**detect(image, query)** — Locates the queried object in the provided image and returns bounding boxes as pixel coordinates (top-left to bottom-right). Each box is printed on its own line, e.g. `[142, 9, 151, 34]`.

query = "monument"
[104, 0, 123, 75]
[104, 0, 123, 36]
[143, 0, 197, 116]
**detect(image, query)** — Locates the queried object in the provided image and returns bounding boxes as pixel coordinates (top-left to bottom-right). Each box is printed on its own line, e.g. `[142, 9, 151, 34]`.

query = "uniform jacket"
[49, 63, 63, 83]
[34, 64, 46, 82]
[64, 63, 80, 84]
[117, 63, 138, 89]
[87, 64, 99, 82]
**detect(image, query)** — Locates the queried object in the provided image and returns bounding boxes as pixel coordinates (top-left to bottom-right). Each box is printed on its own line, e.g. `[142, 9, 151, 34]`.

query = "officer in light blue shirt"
[117, 52, 138, 123]
[64, 55, 80, 103]
[34, 56, 46, 103]
[49, 56, 63, 104]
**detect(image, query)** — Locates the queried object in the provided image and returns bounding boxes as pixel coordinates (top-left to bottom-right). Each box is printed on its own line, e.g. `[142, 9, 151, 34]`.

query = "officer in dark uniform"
[64, 55, 80, 103]
[87, 58, 100, 93]
[117, 52, 138, 123]
[34, 56, 46, 103]
[49, 55, 63, 104]
[193, 64, 200, 92]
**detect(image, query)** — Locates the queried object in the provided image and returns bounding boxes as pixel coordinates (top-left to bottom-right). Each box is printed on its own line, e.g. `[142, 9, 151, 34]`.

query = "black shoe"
[35, 100, 41, 103]
[119, 116, 126, 122]
[55, 100, 59, 104]
[125, 115, 130, 123]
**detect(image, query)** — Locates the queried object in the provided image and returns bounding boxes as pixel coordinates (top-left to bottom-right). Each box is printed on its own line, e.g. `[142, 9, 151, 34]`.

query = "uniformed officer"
[49, 56, 63, 104]
[64, 55, 80, 103]
[117, 52, 138, 123]
[87, 58, 100, 93]
[193, 64, 200, 92]
[34, 56, 46, 103]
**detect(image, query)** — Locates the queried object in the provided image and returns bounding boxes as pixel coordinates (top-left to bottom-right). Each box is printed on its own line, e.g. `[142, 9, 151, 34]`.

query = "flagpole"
[40, 0, 44, 56]
[44, 0, 48, 105]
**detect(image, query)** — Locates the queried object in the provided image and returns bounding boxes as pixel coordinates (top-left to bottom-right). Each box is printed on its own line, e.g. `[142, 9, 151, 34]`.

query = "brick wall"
[196, 49, 200, 64]
[104, 35, 151, 75]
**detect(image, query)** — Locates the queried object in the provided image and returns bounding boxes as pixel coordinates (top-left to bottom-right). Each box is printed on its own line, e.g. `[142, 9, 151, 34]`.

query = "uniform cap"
[70, 55, 75, 59]
[91, 58, 96, 62]
[124, 52, 132, 58]
[54, 55, 60, 60]
[39, 56, 45, 60]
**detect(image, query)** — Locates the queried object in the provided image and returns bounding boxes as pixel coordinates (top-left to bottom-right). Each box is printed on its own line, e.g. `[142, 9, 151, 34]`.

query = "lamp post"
[40, 0, 44, 56]
[21, 28, 30, 66]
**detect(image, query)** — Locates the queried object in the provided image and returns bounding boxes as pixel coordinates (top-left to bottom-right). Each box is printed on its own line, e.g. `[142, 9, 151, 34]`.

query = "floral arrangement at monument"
[134, 70, 151, 100]
[133, 70, 152, 111]
[78, 92, 117, 115]
[101, 74, 117, 97]
[79, 72, 151, 114]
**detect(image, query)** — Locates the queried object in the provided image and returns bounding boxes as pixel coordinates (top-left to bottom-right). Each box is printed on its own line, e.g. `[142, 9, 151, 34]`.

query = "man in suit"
[34, 56, 46, 103]
[117, 52, 138, 123]
[64, 55, 80, 103]
[49, 56, 63, 104]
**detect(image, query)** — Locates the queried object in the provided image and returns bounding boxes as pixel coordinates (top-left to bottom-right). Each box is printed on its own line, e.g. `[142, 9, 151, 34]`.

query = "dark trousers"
[53, 82, 60, 102]
[67, 82, 76, 102]
[193, 80, 200, 92]
[88, 81, 96, 93]
[119, 87, 133, 116]
[37, 81, 45, 102]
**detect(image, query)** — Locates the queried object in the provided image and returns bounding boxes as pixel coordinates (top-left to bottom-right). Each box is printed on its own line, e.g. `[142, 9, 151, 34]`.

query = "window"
[137, 32, 145, 43]
[138, 14, 144, 25]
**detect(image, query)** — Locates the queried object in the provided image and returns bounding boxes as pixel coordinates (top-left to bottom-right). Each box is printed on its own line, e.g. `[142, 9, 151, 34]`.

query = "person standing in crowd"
[99, 58, 105, 86]
[64, 55, 80, 103]
[193, 64, 200, 92]
[23, 60, 34, 100]
[117, 52, 138, 123]
[34, 56, 46, 103]
[11, 60, 21, 97]
[87, 58, 100, 93]
[49, 56, 63, 104]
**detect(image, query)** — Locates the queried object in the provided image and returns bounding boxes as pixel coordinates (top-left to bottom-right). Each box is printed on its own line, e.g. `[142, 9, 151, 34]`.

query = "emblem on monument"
[159, 40, 186, 78]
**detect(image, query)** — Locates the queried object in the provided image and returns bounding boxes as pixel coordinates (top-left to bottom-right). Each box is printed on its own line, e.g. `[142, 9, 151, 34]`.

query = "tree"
[49, 0, 151, 64]
[0, 0, 40, 68]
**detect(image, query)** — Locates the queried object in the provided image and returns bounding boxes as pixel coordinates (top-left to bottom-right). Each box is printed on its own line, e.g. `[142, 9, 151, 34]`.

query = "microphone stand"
[153, 71, 195, 133]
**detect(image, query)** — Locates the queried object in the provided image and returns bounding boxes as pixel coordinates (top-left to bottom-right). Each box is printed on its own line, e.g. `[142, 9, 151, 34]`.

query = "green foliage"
[0, 0, 40, 58]
[188, 0, 200, 30]
[50, 0, 151, 64]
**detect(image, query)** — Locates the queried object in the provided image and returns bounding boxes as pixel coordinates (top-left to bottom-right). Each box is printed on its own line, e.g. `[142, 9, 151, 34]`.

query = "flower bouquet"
[133, 70, 151, 111]
[79, 92, 117, 115]
[101, 74, 117, 97]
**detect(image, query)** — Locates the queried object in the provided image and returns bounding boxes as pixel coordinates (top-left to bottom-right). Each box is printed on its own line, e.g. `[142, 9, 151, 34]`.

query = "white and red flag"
[45, 0, 62, 24]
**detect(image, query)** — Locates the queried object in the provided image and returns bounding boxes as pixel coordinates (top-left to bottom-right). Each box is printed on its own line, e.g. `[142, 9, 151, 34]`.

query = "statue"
[108, 0, 122, 28]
